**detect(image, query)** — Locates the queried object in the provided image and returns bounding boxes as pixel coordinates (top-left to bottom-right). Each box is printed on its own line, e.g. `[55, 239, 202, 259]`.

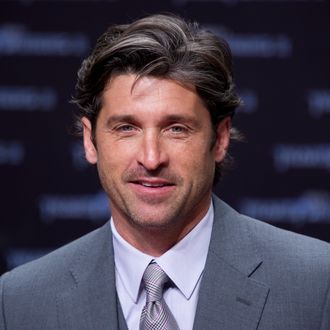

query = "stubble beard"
[99, 165, 214, 237]
[107, 181, 188, 233]
[120, 193, 189, 232]
[106, 182, 213, 242]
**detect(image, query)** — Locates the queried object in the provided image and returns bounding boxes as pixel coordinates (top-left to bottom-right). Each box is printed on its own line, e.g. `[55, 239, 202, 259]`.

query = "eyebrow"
[105, 114, 200, 127]
[105, 115, 136, 127]
[162, 114, 198, 123]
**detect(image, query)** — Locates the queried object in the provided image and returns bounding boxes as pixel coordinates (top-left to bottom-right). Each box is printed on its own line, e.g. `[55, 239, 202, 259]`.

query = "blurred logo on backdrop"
[206, 25, 292, 58]
[239, 191, 330, 225]
[307, 90, 330, 118]
[238, 89, 258, 113]
[0, 86, 57, 112]
[0, 141, 25, 166]
[273, 144, 330, 172]
[38, 191, 110, 223]
[0, 25, 90, 56]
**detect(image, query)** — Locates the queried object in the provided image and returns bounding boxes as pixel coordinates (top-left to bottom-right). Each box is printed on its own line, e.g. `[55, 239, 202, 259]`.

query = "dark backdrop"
[1, 0, 329, 274]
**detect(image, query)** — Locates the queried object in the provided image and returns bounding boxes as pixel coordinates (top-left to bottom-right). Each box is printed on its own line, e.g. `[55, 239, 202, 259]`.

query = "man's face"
[82, 74, 230, 243]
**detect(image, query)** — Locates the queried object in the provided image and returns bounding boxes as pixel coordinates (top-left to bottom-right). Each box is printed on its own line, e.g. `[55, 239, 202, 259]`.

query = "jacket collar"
[56, 222, 127, 330]
[193, 196, 269, 329]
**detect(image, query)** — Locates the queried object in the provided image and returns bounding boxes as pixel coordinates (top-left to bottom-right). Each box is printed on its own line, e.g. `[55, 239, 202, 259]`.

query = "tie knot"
[142, 263, 169, 302]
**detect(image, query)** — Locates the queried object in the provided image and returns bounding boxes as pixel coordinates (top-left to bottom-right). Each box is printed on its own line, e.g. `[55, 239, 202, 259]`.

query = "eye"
[112, 124, 138, 137]
[117, 124, 135, 132]
[168, 125, 187, 133]
[164, 124, 191, 139]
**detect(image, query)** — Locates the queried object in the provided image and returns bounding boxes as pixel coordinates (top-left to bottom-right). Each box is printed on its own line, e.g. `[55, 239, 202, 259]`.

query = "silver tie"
[140, 262, 180, 330]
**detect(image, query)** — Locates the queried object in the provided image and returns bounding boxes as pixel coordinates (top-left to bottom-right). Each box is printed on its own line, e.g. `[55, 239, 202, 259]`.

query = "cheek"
[97, 144, 136, 176]
[177, 143, 215, 174]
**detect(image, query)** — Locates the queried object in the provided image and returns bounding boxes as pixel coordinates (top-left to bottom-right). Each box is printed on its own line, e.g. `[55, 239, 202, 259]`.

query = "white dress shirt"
[111, 202, 214, 330]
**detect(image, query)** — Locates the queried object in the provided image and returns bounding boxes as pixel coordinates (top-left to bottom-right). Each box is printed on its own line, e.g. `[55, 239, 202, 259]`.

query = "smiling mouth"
[140, 182, 169, 188]
[131, 180, 175, 188]
[128, 179, 176, 201]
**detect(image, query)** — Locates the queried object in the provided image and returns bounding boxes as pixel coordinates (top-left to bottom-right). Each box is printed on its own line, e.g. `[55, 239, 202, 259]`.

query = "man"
[1, 14, 330, 330]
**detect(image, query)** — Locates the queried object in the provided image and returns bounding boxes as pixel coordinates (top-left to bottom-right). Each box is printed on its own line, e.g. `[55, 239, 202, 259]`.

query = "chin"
[129, 213, 177, 231]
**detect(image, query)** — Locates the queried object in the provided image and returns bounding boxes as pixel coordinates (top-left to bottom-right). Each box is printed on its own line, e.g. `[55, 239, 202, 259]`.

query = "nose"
[137, 129, 168, 171]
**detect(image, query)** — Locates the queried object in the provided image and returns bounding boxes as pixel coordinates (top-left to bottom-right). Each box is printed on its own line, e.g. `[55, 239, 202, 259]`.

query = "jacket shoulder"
[213, 195, 330, 264]
[0, 222, 114, 329]
[241, 212, 330, 263]
[1, 222, 110, 294]
[212, 196, 330, 328]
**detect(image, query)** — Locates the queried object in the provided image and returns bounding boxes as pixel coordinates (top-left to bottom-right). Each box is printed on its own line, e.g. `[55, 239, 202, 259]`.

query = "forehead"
[100, 74, 207, 117]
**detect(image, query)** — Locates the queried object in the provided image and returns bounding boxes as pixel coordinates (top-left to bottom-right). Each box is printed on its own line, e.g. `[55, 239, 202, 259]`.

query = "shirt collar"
[111, 221, 152, 303]
[111, 201, 214, 302]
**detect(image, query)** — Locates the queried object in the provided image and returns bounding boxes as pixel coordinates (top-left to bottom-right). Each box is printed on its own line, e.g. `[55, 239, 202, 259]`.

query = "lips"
[132, 179, 174, 188]
[128, 178, 176, 200]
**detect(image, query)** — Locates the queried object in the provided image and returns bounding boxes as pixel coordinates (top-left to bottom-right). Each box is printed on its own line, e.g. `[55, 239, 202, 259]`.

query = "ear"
[214, 117, 231, 162]
[81, 117, 98, 164]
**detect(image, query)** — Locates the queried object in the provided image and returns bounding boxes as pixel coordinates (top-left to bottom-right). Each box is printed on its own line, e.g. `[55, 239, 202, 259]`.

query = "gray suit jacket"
[1, 196, 330, 329]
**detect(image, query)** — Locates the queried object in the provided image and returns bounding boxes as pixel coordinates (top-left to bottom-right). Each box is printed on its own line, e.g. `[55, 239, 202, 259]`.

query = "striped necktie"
[140, 262, 180, 330]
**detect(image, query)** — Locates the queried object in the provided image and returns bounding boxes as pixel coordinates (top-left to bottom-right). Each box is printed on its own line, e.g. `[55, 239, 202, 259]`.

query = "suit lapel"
[56, 222, 125, 330]
[55, 197, 269, 329]
[193, 197, 269, 330]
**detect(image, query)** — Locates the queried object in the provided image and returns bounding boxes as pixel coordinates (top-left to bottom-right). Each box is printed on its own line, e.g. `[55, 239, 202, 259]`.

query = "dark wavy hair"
[72, 13, 241, 183]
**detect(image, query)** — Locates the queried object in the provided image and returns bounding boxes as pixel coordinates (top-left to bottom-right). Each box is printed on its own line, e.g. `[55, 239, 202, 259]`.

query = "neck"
[112, 206, 209, 257]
